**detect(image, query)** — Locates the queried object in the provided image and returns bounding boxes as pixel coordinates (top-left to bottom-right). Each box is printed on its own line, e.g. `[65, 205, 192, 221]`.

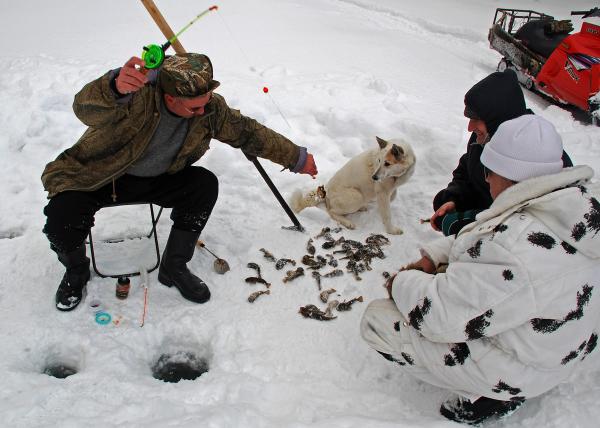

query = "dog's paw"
[337, 219, 356, 229]
[386, 226, 403, 235]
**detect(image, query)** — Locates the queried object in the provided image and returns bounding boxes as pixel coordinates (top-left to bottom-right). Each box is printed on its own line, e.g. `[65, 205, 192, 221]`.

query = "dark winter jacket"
[42, 69, 303, 198]
[433, 70, 572, 212]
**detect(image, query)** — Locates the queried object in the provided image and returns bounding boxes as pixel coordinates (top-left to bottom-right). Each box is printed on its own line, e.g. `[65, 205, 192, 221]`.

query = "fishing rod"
[141, 5, 218, 69]
[139, 0, 304, 231]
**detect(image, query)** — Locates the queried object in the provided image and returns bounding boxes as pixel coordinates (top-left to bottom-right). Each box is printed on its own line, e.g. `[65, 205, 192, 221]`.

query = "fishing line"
[215, 9, 293, 129]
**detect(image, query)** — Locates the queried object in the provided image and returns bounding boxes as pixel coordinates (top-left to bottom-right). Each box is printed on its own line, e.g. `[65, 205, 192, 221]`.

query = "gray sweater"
[126, 99, 189, 177]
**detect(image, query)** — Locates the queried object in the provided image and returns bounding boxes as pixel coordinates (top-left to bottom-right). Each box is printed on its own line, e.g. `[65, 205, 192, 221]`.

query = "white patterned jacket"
[392, 166, 600, 400]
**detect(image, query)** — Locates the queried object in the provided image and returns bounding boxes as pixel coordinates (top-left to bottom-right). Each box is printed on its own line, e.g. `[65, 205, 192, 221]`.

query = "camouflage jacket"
[41, 70, 302, 198]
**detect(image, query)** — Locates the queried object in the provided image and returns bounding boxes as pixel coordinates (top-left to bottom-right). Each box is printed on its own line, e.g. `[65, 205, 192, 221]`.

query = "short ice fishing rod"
[142, 5, 218, 69]
[139, 0, 304, 231]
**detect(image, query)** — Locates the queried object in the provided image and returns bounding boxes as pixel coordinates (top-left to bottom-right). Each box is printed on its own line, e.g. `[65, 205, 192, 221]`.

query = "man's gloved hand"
[298, 153, 318, 177]
[115, 57, 149, 96]
[436, 209, 480, 236]
[545, 20, 574, 35]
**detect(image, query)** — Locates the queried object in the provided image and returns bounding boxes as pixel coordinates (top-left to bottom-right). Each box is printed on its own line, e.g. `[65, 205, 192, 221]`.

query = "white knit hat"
[481, 115, 563, 182]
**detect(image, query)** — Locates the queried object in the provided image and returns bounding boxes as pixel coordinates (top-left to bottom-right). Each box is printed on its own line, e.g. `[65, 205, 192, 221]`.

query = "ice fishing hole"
[152, 351, 209, 383]
[43, 363, 78, 379]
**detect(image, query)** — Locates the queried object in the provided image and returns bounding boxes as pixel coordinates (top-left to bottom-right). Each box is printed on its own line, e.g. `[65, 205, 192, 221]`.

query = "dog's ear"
[391, 144, 404, 160]
[375, 136, 388, 149]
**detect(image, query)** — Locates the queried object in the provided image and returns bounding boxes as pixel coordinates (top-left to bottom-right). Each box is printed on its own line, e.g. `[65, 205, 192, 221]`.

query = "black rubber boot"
[440, 395, 525, 425]
[55, 244, 90, 311]
[158, 228, 210, 304]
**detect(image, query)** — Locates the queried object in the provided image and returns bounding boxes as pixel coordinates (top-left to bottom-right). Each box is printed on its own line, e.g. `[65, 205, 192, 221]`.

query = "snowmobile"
[488, 7, 600, 124]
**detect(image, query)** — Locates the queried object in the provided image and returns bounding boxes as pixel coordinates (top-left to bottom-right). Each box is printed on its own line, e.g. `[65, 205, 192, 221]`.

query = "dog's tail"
[289, 185, 326, 213]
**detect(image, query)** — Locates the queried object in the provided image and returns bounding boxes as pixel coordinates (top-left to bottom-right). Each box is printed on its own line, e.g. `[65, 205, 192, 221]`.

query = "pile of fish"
[243, 228, 391, 320]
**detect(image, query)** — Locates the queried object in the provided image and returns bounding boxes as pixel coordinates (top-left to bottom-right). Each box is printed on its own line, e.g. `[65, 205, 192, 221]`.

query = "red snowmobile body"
[536, 22, 600, 111]
[488, 8, 600, 122]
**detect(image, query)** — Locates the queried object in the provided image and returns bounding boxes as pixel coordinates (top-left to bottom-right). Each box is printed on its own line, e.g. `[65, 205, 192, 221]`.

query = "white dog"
[290, 137, 416, 234]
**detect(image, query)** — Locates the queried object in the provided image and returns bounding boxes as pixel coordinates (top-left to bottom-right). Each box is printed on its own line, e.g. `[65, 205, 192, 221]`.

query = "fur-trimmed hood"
[470, 166, 600, 259]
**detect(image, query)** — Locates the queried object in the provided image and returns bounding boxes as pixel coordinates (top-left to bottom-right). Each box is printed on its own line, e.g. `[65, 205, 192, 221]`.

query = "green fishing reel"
[142, 44, 166, 69]
[140, 4, 219, 69]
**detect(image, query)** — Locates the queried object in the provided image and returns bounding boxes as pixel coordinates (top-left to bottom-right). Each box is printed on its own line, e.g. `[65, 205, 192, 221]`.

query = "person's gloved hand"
[437, 209, 481, 236]
[115, 57, 149, 95]
[298, 153, 318, 177]
[545, 19, 573, 35]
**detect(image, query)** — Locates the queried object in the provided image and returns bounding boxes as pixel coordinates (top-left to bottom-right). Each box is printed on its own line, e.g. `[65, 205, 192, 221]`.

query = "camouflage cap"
[159, 53, 220, 97]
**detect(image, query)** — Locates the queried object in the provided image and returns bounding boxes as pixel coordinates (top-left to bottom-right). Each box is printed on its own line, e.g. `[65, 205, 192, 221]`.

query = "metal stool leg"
[147, 206, 163, 238]
[88, 204, 162, 279]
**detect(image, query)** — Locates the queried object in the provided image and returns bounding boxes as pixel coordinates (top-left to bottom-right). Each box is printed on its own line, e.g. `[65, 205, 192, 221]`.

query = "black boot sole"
[55, 286, 88, 312]
[55, 272, 90, 312]
[158, 270, 210, 304]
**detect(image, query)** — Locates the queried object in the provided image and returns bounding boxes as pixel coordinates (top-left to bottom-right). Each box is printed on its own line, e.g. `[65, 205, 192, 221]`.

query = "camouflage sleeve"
[72, 69, 130, 127]
[211, 94, 300, 169]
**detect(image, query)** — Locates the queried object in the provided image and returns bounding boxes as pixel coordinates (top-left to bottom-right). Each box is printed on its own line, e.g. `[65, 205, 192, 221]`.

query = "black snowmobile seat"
[515, 19, 570, 59]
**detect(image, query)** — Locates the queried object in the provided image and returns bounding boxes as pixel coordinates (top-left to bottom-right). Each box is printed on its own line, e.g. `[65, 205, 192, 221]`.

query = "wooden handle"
[140, 0, 187, 54]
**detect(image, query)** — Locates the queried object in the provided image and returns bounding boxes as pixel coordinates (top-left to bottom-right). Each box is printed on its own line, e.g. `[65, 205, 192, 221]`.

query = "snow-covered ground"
[1, 0, 599, 426]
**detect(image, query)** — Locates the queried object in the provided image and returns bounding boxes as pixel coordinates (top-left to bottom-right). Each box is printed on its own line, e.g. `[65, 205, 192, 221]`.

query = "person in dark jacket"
[429, 70, 572, 235]
[42, 53, 317, 311]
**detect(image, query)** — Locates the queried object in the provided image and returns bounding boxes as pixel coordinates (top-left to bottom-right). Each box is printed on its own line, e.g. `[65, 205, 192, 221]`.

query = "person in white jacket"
[361, 115, 600, 425]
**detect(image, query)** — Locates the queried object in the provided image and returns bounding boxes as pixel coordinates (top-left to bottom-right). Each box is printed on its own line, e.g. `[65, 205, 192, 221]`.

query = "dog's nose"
[372, 174, 379, 181]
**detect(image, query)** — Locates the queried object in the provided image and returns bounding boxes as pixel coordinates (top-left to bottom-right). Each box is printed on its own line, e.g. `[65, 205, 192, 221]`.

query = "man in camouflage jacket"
[42, 53, 317, 311]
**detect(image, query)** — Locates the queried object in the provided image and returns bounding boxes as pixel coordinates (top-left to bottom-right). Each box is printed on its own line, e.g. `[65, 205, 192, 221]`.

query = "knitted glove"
[544, 20, 574, 35]
[438, 209, 481, 236]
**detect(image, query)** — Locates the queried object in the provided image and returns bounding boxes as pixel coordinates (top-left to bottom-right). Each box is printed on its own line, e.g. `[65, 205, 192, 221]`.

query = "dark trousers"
[43, 166, 219, 253]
